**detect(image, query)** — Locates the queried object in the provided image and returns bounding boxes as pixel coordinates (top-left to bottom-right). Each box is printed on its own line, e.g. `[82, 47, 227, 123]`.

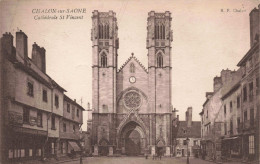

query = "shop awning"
[68, 141, 81, 151]
[222, 136, 238, 140]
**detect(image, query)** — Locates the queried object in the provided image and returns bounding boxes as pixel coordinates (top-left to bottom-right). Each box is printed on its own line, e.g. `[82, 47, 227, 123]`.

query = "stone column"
[109, 146, 113, 156]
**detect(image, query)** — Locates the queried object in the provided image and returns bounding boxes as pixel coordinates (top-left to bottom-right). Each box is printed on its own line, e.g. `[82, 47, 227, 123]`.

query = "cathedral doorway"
[120, 121, 146, 156]
[125, 129, 141, 156]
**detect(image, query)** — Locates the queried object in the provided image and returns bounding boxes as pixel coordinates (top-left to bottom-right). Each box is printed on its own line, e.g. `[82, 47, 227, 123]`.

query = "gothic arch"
[99, 50, 108, 67]
[118, 120, 147, 138]
[117, 86, 148, 105]
[156, 139, 166, 147]
[121, 122, 145, 139]
[99, 22, 110, 39]
[156, 51, 164, 68]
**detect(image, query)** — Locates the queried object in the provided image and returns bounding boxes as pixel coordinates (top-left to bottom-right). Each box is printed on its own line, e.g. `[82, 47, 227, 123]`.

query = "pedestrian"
[80, 155, 83, 164]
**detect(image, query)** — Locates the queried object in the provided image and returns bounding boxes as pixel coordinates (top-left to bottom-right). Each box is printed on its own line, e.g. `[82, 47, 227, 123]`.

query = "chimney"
[186, 107, 192, 127]
[32, 42, 46, 73]
[213, 76, 222, 92]
[221, 69, 232, 85]
[1, 32, 14, 59]
[16, 30, 28, 59]
[249, 7, 259, 47]
[206, 92, 214, 99]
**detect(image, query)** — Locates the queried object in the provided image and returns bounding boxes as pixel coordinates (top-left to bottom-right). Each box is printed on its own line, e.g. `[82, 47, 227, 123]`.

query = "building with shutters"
[0, 30, 85, 163]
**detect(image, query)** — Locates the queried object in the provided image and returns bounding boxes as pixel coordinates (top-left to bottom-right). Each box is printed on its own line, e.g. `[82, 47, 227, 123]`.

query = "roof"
[64, 94, 86, 111]
[118, 54, 148, 73]
[176, 121, 201, 138]
[237, 43, 259, 66]
[221, 81, 240, 100]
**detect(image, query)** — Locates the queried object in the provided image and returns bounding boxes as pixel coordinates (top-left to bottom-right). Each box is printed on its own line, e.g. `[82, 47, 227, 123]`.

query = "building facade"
[59, 95, 84, 157]
[219, 5, 260, 163]
[219, 69, 242, 160]
[91, 10, 175, 156]
[174, 107, 201, 158]
[200, 4, 260, 163]
[200, 69, 239, 160]
[0, 31, 84, 163]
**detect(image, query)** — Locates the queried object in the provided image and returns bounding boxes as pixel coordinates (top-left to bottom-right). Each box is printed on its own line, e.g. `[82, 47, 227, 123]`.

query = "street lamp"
[186, 137, 190, 164]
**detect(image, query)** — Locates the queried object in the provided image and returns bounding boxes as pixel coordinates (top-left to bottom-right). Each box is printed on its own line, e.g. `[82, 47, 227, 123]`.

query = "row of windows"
[243, 77, 259, 102]
[98, 24, 110, 39]
[99, 53, 165, 68]
[155, 25, 166, 39]
[22, 108, 59, 130]
[23, 108, 42, 127]
[8, 148, 42, 159]
[241, 50, 259, 77]
[243, 108, 254, 124]
[63, 123, 76, 133]
[223, 108, 255, 135]
[223, 77, 259, 117]
[27, 81, 60, 108]
[66, 103, 80, 117]
[224, 96, 240, 116]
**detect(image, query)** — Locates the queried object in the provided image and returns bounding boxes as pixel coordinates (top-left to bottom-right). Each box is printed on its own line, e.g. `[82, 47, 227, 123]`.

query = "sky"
[1, 0, 260, 131]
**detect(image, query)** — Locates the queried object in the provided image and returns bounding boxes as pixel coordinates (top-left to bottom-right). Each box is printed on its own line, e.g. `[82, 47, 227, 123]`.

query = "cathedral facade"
[91, 10, 175, 156]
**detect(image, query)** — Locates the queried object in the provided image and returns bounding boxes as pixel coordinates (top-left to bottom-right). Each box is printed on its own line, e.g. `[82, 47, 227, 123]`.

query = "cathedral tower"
[91, 11, 119, 155]
[147, 11, 173, 114]
[91, 10, 119, 113]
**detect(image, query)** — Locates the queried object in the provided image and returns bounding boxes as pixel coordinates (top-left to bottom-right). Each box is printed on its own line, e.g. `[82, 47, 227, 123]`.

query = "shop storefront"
[222, 136, 242, 159]
[6, 126, 47, 162]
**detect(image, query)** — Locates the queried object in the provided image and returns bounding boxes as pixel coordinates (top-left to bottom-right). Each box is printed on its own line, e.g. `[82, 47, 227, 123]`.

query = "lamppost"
[186, 137, 190, 164]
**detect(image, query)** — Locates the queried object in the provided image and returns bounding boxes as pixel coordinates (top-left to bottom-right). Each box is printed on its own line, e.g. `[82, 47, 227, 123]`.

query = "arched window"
[155, 25, 158, 39]
[155, 24, 166, 40]
[105, 25, 109, 39]
[130, 63, 135, 73]
[162, 25, 165, 39]
[101, 53, 107, 67]
[103, 25, 106, 39]
[99, 24, 101, 38]
[157, 53, 163, 67]
[100, 25, 103, 39]
[98, 24, 109, 39]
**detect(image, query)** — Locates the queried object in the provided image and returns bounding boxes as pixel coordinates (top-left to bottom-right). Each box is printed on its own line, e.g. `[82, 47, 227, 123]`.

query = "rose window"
[123, 91, 142, 109]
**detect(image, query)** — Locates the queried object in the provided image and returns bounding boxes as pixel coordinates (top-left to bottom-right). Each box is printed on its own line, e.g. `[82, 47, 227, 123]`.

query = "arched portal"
[120, 121, 146, 156]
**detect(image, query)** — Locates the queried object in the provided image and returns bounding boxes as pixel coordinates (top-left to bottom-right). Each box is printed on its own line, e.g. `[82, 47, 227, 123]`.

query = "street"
[59, 157, 217, 164]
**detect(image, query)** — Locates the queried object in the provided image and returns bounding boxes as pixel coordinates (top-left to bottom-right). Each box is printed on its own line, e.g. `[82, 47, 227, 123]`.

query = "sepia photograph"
[0, 0, 260, 163]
